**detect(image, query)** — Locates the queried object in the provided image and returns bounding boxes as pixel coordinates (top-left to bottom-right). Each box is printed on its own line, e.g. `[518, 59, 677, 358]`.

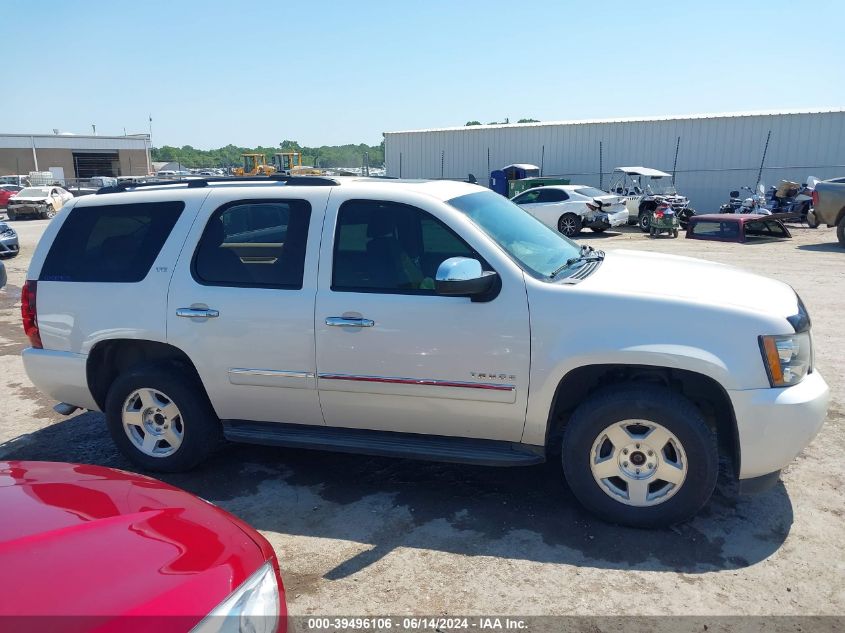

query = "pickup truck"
[20, 176, 829, 527]
[810, 177, 845, 246]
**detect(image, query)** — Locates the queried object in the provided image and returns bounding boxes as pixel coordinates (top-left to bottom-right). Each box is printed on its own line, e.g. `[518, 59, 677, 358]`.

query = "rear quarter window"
[40, 201, 184, 282]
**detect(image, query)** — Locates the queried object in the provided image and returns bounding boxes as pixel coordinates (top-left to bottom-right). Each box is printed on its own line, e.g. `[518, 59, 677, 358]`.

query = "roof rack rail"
[96, 175, 340, 194]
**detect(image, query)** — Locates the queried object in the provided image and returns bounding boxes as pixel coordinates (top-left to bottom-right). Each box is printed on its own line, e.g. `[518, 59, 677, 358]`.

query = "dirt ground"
[0, 217, 843, 618]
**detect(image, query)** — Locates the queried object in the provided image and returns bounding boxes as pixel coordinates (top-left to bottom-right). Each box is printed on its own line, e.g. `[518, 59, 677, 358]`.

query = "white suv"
[21, 176, 829, 527]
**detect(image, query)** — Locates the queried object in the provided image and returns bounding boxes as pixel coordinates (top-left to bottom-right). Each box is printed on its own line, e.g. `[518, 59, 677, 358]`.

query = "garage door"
[73, 152, 120, 178]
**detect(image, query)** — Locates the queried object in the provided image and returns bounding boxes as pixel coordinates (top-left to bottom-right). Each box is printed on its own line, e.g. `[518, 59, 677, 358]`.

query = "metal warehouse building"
[0, 133, 151, 182]
[384, 109, 845, 213]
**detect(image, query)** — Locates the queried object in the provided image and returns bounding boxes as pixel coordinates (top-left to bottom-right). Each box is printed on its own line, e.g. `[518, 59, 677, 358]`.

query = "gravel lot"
[0, 217, 843, 619]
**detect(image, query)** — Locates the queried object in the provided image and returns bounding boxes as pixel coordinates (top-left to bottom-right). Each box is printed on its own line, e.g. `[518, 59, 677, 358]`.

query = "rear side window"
[192, 199, 311, 289]
[40, 202, 184, 282]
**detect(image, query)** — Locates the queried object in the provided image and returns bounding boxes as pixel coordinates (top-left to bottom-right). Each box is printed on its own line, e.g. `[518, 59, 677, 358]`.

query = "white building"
[0, 133, 151, 182]
[384, 109, 845, 212]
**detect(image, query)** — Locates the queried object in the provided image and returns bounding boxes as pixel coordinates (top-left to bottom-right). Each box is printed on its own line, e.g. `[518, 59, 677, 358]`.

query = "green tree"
[465, 120, 482, 126]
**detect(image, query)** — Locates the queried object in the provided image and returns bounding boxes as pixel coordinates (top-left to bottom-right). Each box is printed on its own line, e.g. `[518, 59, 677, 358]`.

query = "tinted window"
[332, 200, 476, 293]
[690, 220, 740, 239]
[513, 190, 540, 204]
[193, 200, 311, 288]
[745, 220, 789, 239]
[535, 189, 568, 202]
[40, 202, 183, 283]
[575, 187, 608, 198]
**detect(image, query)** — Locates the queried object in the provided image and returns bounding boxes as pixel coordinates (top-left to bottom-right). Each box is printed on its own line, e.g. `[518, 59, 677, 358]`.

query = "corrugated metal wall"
[384, 111, 845, 212]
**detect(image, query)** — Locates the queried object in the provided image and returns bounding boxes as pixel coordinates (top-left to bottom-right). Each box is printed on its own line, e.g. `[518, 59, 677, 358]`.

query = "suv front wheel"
[562, 384, 718, 527]
[105, 364, 220, 472]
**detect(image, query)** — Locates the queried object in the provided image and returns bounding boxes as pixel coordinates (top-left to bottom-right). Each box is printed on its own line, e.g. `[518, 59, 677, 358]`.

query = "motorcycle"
[720, 184, 771, 215]
[765, 176, 819, 223]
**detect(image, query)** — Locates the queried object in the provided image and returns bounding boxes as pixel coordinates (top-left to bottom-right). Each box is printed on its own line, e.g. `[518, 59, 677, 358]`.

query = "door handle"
[177, 308, 219, 319]
[326, 316, 374, 328]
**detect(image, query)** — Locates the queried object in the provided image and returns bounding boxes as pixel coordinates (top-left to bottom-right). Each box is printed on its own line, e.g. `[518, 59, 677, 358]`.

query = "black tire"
[590, 226, 607, 233]
[105, 363, 221, 472]
[838, 220, 845, 248]
[649, 227, 656, 237]
[561, 384, 718, 528]
[5, 210, 15, 221]
[40, 206, 56, 220]
[673, 228, 679, 238]
[638, 211, 651, 232]
[557, 213, 582, 237]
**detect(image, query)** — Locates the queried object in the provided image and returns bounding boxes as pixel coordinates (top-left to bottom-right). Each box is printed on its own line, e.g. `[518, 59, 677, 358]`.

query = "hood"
[581, 250, 799, 319]
[0, 461, 269, 621]
[9, 194, 49, 202]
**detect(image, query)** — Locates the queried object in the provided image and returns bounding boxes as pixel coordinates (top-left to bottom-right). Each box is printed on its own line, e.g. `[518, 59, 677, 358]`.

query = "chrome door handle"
[326, 316, 375, 328]
[177, 308, 219, 319]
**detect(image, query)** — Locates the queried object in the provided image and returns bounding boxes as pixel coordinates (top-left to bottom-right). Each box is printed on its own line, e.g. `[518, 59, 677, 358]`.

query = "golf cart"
[609, 166, 695, 232]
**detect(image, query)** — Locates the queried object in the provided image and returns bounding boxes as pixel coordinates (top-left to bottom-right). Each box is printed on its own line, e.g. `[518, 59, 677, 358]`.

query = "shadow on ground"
[797, 242, 843, 252]
[0, 412, 794, 580]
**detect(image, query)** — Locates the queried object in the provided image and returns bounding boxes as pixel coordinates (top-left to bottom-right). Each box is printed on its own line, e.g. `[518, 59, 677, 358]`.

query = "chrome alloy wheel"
[589, 420, 687, 507]
[558, 215, 579, 236]
[122, 388, 184, 457]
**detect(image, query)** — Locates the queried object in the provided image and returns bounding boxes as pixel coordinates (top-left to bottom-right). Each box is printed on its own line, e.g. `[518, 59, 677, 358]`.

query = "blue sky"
[5, 0, 843, 148]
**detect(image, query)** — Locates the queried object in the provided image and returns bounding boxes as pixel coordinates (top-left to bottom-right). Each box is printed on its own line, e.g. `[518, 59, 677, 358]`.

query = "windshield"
[18, 187, 50, 197]
[447, 190, 580, 278]
[646, 178, 676, 195]
[575, 187, 609, 198]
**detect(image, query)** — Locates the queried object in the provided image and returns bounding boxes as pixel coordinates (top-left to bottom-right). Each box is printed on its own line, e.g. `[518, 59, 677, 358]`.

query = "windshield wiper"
[549, 245, 605, 279]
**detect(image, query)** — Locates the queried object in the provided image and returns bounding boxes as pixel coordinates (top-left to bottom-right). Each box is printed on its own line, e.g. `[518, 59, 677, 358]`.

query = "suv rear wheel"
[105, 364, 220, 472]
[561, 384, 718, 527]
[837, 219, 845, 247]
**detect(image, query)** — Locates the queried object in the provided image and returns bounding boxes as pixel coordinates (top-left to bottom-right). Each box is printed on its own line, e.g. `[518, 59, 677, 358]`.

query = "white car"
[511, 185, 629, 237]
[5, 186, 73, 220]
[20, 177, 829, 527]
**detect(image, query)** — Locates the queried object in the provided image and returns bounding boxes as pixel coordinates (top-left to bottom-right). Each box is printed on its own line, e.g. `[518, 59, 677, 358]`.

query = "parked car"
[810, 178, 845, 247]
[21, 178, 829, 527]
[511, 185, 629, 237]
[5, 185, 73, 220]
[609, 166, 695, 231]
[0, 184, 23, 208]
[0, 221, 19, 258]
[686, 214, 792, 243]
[0, 461, 285, 629]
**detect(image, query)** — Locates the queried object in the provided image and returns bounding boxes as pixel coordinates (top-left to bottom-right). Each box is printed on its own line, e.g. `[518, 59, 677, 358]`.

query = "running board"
[222, 421, 545, 467]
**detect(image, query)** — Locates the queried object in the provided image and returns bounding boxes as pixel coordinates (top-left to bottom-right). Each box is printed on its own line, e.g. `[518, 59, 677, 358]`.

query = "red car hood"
[0, 461, 274, 629]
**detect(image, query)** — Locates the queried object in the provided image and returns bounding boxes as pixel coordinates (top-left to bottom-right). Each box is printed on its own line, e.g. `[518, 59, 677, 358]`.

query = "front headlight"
[191, 561, 281, 633]
[759, 332, 812, 387]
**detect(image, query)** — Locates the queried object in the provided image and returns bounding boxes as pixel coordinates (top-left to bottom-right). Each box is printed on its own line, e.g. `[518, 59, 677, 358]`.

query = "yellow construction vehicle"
[233, 153, 276, 177]
[272, 152, 322, 176]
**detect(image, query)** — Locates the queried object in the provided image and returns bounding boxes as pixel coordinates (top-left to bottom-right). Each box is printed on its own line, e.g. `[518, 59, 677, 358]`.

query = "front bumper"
[730, 370, 829, 480]
[0, 234, 19, 257]
[21, 348, 99, 411]
[8, 204, 47, 216]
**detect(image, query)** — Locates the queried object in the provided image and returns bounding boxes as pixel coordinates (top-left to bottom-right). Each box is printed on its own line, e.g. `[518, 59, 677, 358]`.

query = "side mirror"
[730, 190, 739, 198]
[435, 257, 497, 298]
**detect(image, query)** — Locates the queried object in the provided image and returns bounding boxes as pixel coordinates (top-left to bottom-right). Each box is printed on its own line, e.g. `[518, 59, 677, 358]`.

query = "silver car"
[0, 222, 18, 259]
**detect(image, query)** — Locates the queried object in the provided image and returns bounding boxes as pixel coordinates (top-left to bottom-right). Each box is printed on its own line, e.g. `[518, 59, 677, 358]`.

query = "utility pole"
[91, 124, 96, 135]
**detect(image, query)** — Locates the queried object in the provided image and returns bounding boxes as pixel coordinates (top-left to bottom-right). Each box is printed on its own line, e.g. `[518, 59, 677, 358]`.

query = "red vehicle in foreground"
[0, 461, 285, 633]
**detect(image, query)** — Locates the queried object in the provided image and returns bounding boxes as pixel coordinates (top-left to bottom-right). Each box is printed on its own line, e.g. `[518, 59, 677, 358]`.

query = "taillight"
[586, 203, 598, 211]
[812, 190, 818, 207]
[21, 280, 42, 349]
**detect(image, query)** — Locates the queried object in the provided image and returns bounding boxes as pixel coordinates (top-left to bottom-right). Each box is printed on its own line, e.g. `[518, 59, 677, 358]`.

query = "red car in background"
[0, 461, 285, 633]
[0, 184, 23, 208]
